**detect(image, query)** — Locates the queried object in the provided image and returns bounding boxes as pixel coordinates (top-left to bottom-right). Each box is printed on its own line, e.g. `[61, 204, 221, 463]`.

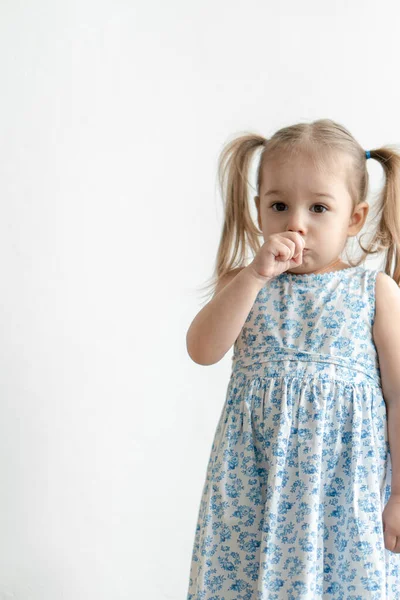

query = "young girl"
[185, 119, 400, 599]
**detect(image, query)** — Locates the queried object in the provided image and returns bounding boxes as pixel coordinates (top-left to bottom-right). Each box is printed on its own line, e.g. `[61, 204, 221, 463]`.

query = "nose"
[287, 225, 306, 238]
[286, 211, 307, 237]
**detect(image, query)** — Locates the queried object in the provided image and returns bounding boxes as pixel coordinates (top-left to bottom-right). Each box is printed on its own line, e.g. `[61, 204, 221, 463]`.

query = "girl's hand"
[382, 494, 400, 553]
[248, 231, 306, 282]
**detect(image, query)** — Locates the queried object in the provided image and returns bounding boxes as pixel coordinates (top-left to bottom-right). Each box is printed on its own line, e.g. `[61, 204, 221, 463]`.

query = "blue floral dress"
[186, 265, 400, 599]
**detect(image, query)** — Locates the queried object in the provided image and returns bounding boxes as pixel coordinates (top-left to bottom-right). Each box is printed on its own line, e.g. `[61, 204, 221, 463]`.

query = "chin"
[288, 261, 312, 274]
[291, 260, 308, 269]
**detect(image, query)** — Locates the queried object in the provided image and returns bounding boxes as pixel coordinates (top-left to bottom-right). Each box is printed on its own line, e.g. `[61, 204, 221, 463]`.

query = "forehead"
[261, 152, 348, 191]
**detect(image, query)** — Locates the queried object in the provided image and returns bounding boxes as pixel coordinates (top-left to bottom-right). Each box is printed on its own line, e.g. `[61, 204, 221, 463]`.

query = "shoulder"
[375, 271, 400, 304]
[213, 266, 246, 298]
[373, 271, 400, 342]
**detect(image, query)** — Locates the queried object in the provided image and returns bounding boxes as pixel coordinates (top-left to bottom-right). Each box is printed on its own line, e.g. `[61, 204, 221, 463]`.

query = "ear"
[254, 196, 262, 231]
[347, 202, 369, 237]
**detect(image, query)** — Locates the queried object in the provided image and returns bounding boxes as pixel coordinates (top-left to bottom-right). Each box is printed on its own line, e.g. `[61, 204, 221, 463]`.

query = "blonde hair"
[198, 118, 400, 303]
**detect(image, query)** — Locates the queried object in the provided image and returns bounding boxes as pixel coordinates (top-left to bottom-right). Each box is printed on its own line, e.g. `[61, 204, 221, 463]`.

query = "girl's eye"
[270, 202, 328, 214]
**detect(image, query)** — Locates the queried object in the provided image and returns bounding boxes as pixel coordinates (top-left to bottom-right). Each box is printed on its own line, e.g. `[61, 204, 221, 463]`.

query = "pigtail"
[197, 133, 265, 304]
[362, 147, 400, 286]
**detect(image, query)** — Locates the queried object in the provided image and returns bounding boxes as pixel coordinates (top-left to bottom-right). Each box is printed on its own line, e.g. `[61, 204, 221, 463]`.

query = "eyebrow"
[264, 190, 336, 201]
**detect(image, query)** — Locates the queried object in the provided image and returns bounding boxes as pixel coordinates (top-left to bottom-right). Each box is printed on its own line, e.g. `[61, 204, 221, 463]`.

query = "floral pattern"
[186, 266, 400, 599]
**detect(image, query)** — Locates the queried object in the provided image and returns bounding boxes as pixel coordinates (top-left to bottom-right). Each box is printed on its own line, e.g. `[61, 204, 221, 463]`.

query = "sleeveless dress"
[186, 265, 400, 599]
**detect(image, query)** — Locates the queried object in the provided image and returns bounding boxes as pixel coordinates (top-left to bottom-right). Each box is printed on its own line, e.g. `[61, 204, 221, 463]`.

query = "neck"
[311, 257, 342, 274]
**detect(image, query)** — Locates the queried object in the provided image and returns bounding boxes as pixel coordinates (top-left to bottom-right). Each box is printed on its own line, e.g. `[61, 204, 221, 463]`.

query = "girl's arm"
[186, 265, 268, 366]
[372, 272, 400, 493]
[386, 403, 400, 494]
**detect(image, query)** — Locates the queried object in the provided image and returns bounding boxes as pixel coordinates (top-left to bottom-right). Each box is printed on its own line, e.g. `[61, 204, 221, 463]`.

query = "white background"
[0, 1, 396, 599]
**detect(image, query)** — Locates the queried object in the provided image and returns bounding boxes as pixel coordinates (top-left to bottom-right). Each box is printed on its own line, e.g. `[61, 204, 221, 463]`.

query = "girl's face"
[254, 153, 369, 273]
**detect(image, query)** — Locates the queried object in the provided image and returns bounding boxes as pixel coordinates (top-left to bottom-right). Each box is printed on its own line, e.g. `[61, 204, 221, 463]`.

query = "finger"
[384, 531, 398, 552]
[273, 241, 295, 262]
[285, 231, 306, 251]
[292, 253, 303, 264]
[283, 239, 296, 256]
